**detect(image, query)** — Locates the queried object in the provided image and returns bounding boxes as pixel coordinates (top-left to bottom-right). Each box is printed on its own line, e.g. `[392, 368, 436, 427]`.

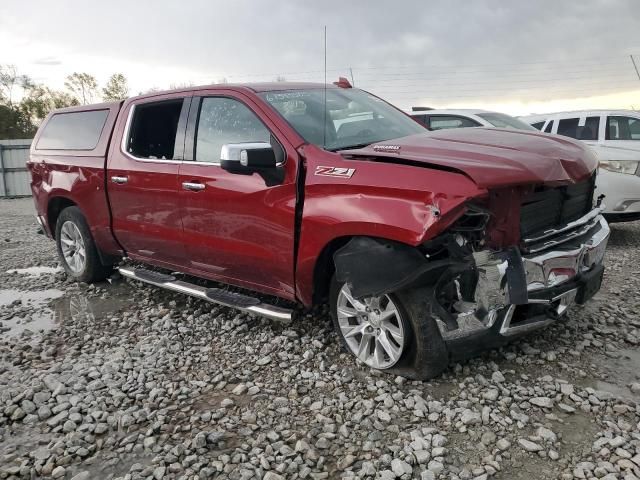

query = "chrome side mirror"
[220, 142, 277, 171]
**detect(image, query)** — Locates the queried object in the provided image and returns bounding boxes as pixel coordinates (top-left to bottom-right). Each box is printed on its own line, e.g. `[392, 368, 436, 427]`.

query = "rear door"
[107, 93, 191, 268]
[178, 91, 299, 299]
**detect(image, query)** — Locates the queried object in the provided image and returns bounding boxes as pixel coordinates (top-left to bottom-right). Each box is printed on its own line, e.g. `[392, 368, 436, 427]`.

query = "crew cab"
[28, 81, 609, 379]
[521, 110, 640, 222]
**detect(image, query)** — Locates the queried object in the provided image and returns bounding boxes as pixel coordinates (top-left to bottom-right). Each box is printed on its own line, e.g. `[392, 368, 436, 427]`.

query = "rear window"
[37, 110, 109, 150]
[476, 112, 536, 130]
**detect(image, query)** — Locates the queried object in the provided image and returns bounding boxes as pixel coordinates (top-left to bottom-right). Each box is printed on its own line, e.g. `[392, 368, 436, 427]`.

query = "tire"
[330, 276, 449, 380]
[55, 206, 112, 283]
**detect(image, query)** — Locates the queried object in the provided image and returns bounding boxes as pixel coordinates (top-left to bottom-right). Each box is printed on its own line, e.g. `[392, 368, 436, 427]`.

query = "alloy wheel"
[336, 284, 406, 369]
[60, 221, 86, 274]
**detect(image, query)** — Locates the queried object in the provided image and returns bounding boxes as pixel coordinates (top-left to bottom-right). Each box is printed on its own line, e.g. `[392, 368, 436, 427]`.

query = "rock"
[483, 389, 499, 401]
[194, 432, 207, 448]
[491, 371, 505, 383]
[496, 439, 511, 451]
[337, 454, 356, 470]
[391, 458, 412, 476]
[377, 409, 391, 422]
[518, 439, 543, 452]
[461, 409, 481, 425]
[414, 450, 430, 464]
[428, 460, 444, 475]
[560, 383, 574, 396]
[421, 471, 436, 480]
[153, 466, 166, 479]
[264, 473, 285, 480]
[232, 384, 248, 395]
[256, 355, 272, 366]
[21, 399, 36, 414]
[536, 426, 557, 443]
[530, 397, 553, 408]
[70, 473, 90, 480]
[51, 466, 66, 478]
[31, 447, 51, 461]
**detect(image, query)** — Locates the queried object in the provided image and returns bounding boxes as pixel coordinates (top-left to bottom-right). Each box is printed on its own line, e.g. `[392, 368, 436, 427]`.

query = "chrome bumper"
[440, 210, 609, 341]
[523, 216, 609, 292]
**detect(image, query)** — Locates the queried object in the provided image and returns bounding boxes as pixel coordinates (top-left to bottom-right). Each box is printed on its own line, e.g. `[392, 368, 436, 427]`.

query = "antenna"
[323, 26, 327, 148]
[631, 55, 640, 81]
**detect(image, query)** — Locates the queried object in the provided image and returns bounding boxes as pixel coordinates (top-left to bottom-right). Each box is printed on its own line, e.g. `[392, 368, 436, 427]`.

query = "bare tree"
[102, 73, 129, 101]
[0, 65, 31, 108]
[275, 75, 287, 82]
[65, 72, 98, 104]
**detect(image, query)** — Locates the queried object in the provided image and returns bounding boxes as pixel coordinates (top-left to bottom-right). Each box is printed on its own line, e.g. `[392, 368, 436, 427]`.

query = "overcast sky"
[2, 0, 640, 114]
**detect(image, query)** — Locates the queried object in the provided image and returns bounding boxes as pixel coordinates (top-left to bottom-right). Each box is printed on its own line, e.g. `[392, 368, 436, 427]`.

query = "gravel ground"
[1, 197, 640, 480]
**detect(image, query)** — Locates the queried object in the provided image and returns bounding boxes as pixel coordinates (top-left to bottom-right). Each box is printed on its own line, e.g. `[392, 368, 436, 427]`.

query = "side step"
[118, 267, 292, 322]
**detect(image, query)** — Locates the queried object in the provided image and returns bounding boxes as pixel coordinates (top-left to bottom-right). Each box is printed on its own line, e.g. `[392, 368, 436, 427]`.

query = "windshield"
[260, 88, 425, 151]
[476, 112, 536, 131]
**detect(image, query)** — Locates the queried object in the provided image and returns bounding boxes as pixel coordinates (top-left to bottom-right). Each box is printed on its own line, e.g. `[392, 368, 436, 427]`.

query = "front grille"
[520, 174, 595, 239]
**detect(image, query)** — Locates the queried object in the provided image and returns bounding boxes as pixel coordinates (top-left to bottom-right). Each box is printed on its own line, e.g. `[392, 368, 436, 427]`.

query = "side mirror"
[220, 142, 277, 172]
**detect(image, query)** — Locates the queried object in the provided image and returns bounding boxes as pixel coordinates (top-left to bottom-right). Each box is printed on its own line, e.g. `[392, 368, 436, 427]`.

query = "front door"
[107, 94, 191, 268]
[178, 93, 298, 299]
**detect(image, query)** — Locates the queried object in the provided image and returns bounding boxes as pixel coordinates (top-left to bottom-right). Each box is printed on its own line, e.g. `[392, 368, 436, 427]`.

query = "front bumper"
[440, 210, 610, 345]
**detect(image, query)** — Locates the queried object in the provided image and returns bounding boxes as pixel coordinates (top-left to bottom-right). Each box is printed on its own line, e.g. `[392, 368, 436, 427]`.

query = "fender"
[28, 155, 122, 256]
[294, 145, 486, 306]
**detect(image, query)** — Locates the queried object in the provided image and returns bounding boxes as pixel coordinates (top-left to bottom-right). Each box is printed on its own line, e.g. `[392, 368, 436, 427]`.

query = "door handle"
[111, 176, 128, 184]
[182, 182, 205, 192]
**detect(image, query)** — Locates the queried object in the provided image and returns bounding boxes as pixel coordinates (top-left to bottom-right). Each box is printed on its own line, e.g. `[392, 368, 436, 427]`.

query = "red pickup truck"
[28, 81, 609, 379]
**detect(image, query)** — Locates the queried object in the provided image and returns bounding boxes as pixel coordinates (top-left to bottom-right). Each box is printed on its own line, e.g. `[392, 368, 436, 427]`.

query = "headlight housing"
[599, 160, 639, 175]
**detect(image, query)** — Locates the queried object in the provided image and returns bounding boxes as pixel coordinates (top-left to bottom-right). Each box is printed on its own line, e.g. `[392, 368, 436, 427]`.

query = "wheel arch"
[47, 196, 78, 239]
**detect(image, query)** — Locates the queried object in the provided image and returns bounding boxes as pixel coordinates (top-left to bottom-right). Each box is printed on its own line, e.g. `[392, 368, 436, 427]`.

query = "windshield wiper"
[328, 142, 373, 152]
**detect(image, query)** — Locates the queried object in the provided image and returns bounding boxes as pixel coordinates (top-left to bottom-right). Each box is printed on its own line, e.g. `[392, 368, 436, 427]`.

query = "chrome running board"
[118, 267, 293, 322]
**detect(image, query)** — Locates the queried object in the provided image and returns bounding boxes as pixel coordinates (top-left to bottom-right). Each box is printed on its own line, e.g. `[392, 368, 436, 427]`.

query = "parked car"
[409, 108, 537, 131]
[28, 81, 608, 380]
[520, 110, 640, 222]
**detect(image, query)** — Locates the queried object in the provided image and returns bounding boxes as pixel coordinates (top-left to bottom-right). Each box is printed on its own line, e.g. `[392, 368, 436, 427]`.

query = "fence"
[0, 139, 32, 198]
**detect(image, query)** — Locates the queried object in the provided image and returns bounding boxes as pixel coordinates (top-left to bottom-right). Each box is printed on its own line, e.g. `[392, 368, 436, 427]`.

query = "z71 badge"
[314, 166, 356, 178]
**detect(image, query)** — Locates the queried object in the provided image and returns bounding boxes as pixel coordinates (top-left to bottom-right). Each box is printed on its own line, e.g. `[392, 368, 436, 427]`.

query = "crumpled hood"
[342, 128, 598, 188]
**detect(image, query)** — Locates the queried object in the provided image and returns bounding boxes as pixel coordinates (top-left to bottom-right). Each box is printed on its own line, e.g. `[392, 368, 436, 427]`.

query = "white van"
[520, 110, 640, 222]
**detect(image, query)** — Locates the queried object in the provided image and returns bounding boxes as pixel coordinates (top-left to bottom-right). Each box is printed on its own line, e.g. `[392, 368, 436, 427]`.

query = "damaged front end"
[334, 176, 610, 350]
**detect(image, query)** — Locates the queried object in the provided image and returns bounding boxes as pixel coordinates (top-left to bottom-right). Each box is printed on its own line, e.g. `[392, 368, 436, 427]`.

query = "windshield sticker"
[315, 166, 356, 178]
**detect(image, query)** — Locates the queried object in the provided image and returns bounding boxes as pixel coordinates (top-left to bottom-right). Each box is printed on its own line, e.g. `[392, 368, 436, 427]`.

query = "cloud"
[1, 0, 639, 113]
[33, 56, 62, 66]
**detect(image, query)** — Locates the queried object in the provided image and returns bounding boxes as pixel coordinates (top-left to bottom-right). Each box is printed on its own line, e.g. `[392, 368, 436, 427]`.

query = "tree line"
[0, 65, 129, 139]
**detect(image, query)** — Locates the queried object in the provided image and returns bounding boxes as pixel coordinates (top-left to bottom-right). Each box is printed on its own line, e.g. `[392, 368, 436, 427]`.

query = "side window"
[531, 121, 545, 130]
[577, 116, 600, 141]
[37, 110, 109, 150]
[195, 97, 271, 163]
[544, 120, 554, 133]
[606, 116, 640, 140]
[428, 115, 480, 130]
[557, 118, 580, 138]
[126, 99, 184, 159]
[411, 114, 429, 127]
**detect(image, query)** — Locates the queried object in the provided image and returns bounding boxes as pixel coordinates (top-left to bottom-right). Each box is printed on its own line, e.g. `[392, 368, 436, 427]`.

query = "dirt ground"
[1, 197, 639, 480]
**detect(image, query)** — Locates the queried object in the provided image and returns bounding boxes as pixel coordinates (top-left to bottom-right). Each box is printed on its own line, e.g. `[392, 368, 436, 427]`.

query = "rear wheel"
[55, 206, 112, 283]
[330, 277, 449, 380]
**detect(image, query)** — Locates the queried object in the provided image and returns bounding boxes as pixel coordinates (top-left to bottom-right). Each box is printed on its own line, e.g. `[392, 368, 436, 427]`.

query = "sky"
[1, 0, 640, 116]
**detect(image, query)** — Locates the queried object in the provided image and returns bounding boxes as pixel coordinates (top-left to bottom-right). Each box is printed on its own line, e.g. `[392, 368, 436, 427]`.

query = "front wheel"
[55, 206, 112, 283]
[330, 277, 449, 380]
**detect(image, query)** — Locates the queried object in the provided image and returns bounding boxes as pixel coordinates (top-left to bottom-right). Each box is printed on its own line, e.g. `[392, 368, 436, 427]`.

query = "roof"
[520, 109, 640, 119]
[407, 108, 492, 115]
[132, 82, 339, 102]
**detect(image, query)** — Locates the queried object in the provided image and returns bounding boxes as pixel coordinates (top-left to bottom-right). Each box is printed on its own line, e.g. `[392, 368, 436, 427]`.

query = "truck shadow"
[607, 221, 640, 247]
